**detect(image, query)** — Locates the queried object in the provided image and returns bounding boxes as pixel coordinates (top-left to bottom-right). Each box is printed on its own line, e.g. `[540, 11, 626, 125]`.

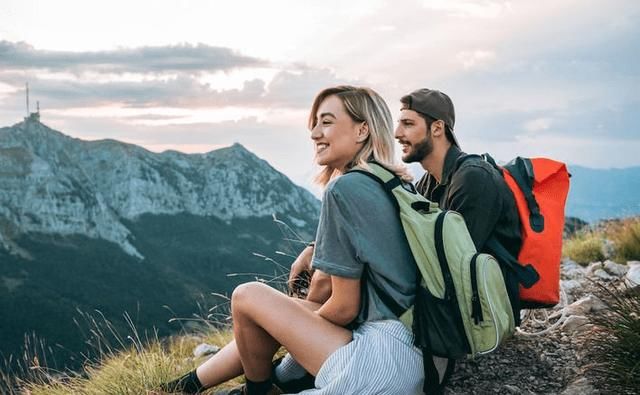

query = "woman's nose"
[310, 124, 322, 140]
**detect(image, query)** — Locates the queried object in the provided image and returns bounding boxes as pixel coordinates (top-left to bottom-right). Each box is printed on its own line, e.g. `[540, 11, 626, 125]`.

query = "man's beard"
[402, 134, 433, 163]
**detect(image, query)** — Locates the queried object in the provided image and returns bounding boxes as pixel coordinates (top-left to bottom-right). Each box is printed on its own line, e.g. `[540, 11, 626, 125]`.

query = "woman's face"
[311, 95, 363, 171]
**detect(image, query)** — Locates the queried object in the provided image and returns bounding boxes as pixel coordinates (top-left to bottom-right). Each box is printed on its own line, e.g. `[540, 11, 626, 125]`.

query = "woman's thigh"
[233, 282, 353, 376]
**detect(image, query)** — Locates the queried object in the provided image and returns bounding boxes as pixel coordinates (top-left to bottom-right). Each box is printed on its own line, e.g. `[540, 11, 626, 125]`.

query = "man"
[394, 88, 524, 392]
[394, 87, 522, 319]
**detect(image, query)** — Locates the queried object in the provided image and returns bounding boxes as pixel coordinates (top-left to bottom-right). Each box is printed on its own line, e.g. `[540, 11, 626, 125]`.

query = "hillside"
[0, 118, 320, 369]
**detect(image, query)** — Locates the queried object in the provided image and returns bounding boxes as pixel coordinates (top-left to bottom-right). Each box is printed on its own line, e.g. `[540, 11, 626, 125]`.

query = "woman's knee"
[231, 281, 271, 313]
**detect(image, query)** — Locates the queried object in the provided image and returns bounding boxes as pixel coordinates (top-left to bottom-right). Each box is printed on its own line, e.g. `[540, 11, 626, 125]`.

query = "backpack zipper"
[470, 254, 484, 324]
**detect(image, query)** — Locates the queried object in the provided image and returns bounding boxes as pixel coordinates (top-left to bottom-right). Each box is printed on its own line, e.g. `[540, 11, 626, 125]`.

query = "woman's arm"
[306, 270, 332, 304]
[315, 275, 360, 326]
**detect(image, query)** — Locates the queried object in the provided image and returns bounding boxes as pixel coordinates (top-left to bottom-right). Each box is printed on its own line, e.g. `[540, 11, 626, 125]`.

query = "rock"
[552, 294, 608, 319]
[585, 294, 608, 312]
[601, 239, 615, 259]
[504, 384, 520, 394]
[561, 315, 590, 333]
[586, 261, 603, 275]
[604, 260, 628, 277]
[561, 279, 582, 294]
[562, 259, 587, 280]
[561, 377, 596, 395]
[626, 262, 640, 288]
[592, 268, 615, 281]
[193, 343, 220, 358]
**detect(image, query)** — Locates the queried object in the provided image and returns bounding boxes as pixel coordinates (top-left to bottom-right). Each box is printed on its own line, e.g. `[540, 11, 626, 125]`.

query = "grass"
[589, 282, 640, 392]
[562, 230, 605, 265]
[562, 216, 640, 265]
[607, 218, 640, 262]
[23, 328, 239, 395]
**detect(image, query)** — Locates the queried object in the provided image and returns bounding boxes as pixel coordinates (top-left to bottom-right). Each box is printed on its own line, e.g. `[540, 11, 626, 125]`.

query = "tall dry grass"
[1, 215, 309, 394]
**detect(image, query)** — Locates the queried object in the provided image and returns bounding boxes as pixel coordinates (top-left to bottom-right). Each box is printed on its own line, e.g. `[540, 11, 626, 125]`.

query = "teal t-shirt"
[311, 171, 417, 324]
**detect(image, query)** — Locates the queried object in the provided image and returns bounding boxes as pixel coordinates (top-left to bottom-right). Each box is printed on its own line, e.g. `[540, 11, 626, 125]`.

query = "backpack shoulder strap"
[345, 163, 408, 318]
[485, 236, 539, 288]
[453, 153, 484, 173]
[504, 157, 544, 232]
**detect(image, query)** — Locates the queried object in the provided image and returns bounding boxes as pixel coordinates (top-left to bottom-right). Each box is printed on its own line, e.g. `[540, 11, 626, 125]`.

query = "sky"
[0, 0, 638, 192]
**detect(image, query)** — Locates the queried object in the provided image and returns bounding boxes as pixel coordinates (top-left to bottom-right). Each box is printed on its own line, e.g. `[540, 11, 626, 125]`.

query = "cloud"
[0, 66, 355, 111]
[421, 0, 512, 19]
[456, 50, 496, 70]
[523, 118, 553, 132]
[0, 41, 267, 74]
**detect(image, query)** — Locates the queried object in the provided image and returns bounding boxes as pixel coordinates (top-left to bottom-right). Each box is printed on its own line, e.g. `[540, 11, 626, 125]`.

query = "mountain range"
[564, 165, 640, 223]
[0, 118, 319, 369]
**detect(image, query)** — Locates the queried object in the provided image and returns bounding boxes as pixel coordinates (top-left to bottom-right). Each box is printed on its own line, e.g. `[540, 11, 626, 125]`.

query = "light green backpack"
[349, 162, 514, 392]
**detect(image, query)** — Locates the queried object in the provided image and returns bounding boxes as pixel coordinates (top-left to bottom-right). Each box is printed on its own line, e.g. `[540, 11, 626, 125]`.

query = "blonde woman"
[161, 86, 423, 395]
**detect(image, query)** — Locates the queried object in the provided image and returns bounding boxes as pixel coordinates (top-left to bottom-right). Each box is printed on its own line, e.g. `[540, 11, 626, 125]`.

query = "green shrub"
[563, 231, 605, 265]
[590, 283, 640, 392]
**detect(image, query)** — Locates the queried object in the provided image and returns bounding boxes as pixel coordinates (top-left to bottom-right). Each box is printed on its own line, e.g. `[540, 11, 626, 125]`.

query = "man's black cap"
[402, 88, 459, 148]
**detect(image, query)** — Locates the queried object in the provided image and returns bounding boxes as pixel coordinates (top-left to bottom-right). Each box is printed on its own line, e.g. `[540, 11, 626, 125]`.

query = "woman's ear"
[357, 121, 370, 143]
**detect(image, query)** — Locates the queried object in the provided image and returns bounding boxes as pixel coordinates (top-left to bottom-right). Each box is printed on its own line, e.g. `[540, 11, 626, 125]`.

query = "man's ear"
[357, 121, 370, 143]
[430, 120, 445, 137]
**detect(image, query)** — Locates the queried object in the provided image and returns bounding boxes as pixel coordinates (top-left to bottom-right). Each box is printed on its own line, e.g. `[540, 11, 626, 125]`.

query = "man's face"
[395, 109, 433, 163]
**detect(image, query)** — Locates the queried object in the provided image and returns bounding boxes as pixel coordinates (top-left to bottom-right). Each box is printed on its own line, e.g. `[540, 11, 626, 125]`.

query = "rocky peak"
[0, 120, 320, 259]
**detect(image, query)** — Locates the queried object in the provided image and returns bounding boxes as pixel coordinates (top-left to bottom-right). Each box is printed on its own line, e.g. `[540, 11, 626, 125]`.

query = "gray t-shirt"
[311, 171, 417, 324]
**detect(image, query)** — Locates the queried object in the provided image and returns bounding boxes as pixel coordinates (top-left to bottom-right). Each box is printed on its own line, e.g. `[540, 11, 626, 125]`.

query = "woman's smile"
[316, 143, 329, 154]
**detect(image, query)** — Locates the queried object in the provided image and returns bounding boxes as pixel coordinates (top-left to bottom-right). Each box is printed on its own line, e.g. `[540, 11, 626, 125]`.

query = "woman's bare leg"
[194, 340, 244, 388]
[194, 296, 323, 388]
[231, 282, 352, 381]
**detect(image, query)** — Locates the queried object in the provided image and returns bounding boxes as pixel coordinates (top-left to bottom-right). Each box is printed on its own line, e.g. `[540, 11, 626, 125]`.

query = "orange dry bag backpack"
[483, 154, 571, 308]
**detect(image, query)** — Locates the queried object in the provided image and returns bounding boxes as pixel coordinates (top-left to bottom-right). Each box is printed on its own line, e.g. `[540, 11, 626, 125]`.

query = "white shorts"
[296, 320, 424, 395]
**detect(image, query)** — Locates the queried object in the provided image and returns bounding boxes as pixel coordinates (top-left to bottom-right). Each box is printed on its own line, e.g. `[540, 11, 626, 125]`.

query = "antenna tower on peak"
[26, 82, 30, 116]
[24, 82, 41, 123]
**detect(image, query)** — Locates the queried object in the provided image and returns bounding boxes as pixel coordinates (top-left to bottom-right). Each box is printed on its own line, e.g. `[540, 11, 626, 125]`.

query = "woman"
[162, 86, 423, 395]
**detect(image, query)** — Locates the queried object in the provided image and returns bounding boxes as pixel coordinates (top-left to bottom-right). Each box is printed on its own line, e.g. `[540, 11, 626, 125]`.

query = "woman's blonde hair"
[309, 86, 412, 187]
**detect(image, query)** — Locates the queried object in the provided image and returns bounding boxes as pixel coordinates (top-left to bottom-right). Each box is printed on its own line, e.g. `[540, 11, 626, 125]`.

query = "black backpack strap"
[422, 353, 456, 395]
[453, 153, 483, 173]
[363, 264, 406, 318]
[434, 212, 456, 301]
[504, 157, 544, 233]
[484, 236, 539, 289]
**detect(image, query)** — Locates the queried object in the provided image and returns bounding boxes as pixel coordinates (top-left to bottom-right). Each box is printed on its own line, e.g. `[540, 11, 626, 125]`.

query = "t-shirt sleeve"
[311, 182, 363, 279]
[447, 165, 502, 249]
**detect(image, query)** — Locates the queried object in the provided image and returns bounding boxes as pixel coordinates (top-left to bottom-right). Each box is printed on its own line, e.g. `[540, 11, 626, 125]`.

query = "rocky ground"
[446, 259, 640, 395]
[184, 259, 639, 395]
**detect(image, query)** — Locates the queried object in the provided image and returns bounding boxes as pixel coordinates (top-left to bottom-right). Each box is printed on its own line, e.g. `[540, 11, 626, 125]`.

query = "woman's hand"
[288, 245, 314, 293]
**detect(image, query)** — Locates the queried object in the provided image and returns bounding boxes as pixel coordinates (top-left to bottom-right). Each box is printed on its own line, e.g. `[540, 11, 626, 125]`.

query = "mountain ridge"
[0, 119, 319, 259]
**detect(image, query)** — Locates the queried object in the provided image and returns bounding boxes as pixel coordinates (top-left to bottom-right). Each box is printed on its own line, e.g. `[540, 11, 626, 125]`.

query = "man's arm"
[447, 164, 502, 249]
